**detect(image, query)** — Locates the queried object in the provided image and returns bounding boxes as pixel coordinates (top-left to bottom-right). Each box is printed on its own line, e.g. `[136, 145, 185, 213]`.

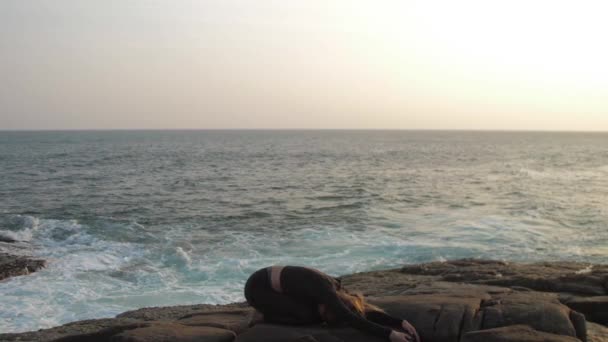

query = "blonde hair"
[337, 291, 385, 318]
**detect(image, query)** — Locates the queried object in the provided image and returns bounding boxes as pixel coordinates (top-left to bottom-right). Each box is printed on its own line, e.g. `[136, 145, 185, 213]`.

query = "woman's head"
[337, 291, 366, 317]
[320, 290, 385, 324]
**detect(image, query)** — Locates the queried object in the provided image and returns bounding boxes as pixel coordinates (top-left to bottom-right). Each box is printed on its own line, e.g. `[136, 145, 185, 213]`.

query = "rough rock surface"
[399, 259, 608, 296]
[461, 325, 581, 342]
[369, 289, 585, 342]
[235, 324, 384, 342]
[0, 318, 143, 342]
[1, 259, 607, 342]
[587, 323, 608, 342]
[177, 309, 253, 334]
[116, 303, 251, 322]
[0, 252, 46, 281]
[110, 322, 236, 342]
[561, 296, 608, 325]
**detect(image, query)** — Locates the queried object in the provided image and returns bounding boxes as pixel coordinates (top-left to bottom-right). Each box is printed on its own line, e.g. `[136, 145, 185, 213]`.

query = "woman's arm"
[365, 310, 403, 327]
[323, 291, 393, 339]
[367, 310, 420, 342]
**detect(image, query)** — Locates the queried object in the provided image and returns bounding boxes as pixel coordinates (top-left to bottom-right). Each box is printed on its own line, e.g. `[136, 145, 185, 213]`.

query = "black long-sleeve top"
[280, 266, 393, 340]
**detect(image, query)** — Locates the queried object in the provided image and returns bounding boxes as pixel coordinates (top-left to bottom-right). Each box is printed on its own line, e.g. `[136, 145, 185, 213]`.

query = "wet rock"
[461, 325, 581, 342]
[0, 252, 46, 281]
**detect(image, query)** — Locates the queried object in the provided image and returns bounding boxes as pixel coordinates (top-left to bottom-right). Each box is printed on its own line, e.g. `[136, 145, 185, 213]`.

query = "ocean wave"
[1, 208, 606, 333]
[518, 167, 603, 180]
[296, 202, 366, 214]
[307, 195, 349, 201]
[2, 131, 608, 334]
[0, 215, 442, 333]
[0, 215, 40, 242]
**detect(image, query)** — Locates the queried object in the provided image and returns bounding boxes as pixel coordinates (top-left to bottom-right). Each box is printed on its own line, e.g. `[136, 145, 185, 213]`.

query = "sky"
[1, 0, 607, 131]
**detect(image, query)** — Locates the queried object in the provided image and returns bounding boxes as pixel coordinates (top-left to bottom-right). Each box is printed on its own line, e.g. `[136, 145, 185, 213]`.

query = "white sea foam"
[575, 265, 593, 275]
[0, 215, 40, 242]
[0, 211, 604, 334]
[518, 167, 602, 181]
[0, 217, 149, 332]
[0, 215, 435, 333]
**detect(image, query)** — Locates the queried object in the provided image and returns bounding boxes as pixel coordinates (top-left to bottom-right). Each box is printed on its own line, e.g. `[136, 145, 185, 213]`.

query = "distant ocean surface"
[1, 130, 607, 333]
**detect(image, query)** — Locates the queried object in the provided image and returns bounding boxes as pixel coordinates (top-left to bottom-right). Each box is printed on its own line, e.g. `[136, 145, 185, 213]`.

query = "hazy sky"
[1, 0, 607, 130]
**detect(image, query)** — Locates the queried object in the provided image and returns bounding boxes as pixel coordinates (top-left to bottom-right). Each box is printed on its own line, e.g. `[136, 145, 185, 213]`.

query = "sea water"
[0, 130, 607, 333]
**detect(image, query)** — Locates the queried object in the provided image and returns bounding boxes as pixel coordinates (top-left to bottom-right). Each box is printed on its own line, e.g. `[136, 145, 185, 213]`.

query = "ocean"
[0, 130, 607, 333]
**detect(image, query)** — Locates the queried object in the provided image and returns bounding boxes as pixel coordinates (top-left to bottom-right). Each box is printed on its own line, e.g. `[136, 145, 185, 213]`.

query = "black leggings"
[244, 267, 322, 325]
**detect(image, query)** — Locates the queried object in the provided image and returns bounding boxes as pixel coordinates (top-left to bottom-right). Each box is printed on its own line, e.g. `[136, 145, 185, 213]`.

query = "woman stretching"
[244, 266, 420, 342]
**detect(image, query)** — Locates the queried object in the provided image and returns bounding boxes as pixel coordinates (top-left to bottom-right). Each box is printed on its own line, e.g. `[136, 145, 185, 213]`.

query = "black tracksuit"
[244, 266, 401, 340]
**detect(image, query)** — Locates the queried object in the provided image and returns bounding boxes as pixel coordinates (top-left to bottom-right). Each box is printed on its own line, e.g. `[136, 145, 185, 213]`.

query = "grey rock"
[462, 325, 581, 342]
[109, 322, 236, 342]
[235, 324, 330, 342]
[234, 324, 384, 342]
[401, 259, 608, 296]
[480, 291, 579, 337]
[370, 295, 482, 342]
[177, 308, 253, 334]
[563, 296, 608, 325]
[117, 302, 250, 321]
[51, 322, 152, 342]
[571, 311, 588, 342]
[338, 269, 434, 297]
[0, 318, 143, 342]
[587, 322, 608, 342]
[369, 286, 585, 342]
[0, 252, 46, 281]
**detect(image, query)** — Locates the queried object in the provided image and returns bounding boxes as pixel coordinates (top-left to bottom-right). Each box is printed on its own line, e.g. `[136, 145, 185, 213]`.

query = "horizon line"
[1, 128, 608, 133]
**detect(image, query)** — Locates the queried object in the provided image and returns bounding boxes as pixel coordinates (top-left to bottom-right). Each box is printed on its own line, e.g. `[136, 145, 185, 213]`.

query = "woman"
[244, 265, 420, 342]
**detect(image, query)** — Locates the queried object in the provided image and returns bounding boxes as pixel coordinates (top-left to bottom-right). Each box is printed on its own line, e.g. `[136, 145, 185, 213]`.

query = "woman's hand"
[389, 330, 412, 342]
[400, 320, 420, 342]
